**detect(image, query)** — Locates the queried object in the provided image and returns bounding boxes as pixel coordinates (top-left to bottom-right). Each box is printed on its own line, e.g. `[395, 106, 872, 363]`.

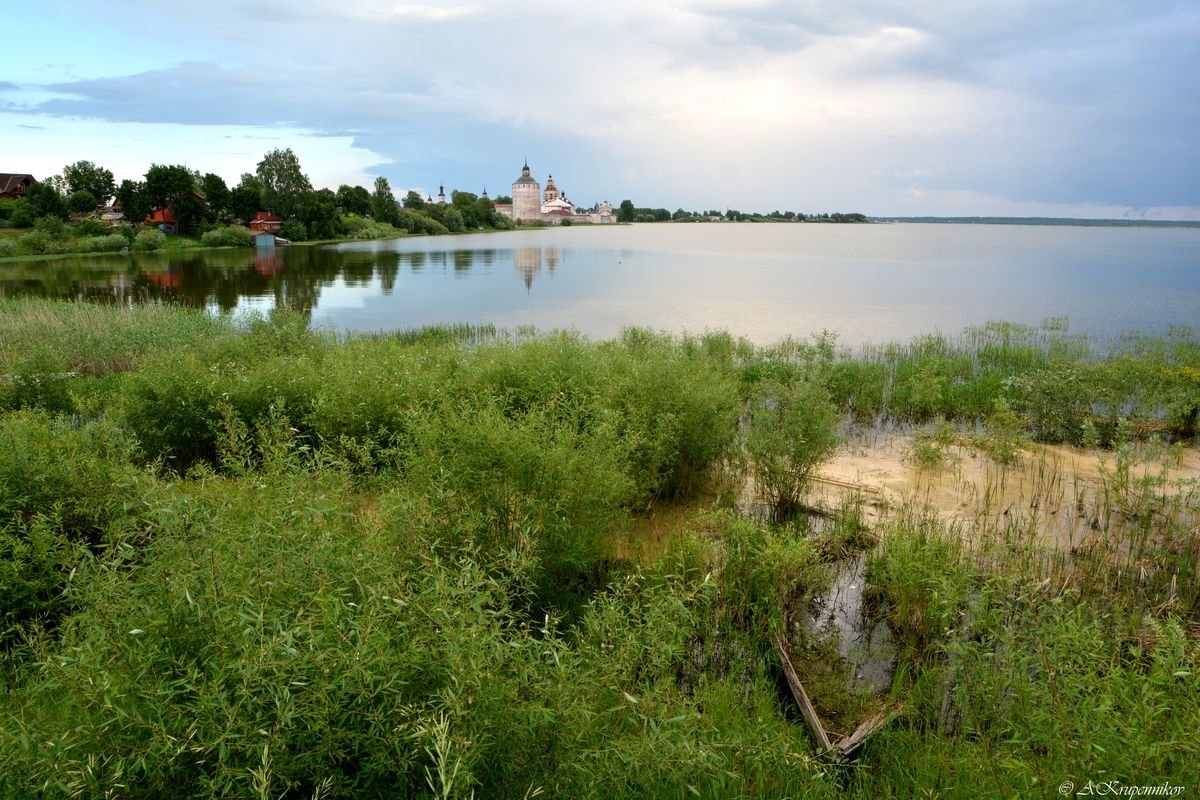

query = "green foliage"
[133, 228, 167, 251]
[199, 225, 254, 248]
[337, 184, 373, 216]
[974, 396, 1027, 465]
[908, 418, 959, 468]
[74, 233, 128, 253]
[0, 305, 1196, 797]
[746, 379, 840, 521]
[229, 181, 262, 223]
[340, 214, 402, 240]
[65, 189, 98, 214]
[24, 182, 67, 220]
[442, 207, 465, 233]
[0, 410, 142, 648]
[279, 219, 307, 241]
[144, 163, 200, 230]
[200, 172, 231, 220]
[115, 178, 152, 224]
[73, 217, 109, 237]
[256, 148, 313, 219]
[371, 176, 400, 226]
[62, 160, 115, 203]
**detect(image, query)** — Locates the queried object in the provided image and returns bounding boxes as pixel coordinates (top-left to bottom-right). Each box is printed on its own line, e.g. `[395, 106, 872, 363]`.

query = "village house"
[249, 211, 283, 233]
[0, 173, 36, 200]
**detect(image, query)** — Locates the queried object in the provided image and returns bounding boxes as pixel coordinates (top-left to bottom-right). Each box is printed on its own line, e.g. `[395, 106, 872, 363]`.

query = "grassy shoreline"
[0, 302, 1196, 798]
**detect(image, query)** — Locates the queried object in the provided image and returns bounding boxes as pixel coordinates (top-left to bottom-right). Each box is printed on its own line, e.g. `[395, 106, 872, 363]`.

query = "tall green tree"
[336, 184, 372, 216]
[256, 148, 312, 219]
[66, 190, 98, 215]
[450, 190, 482, 229]
[230, 174, 264, 222]
[24, 182, 67, 220]
[617, 199, 636, 223]
[299, 188, 340, 240]
[62, 161, 116, 205]
[115, 179, 151, 224]
[402, 190, 425, 210]
[144, 164, 202, 233]
[200, 173, 231, 222]
[371, 177, 399, 225]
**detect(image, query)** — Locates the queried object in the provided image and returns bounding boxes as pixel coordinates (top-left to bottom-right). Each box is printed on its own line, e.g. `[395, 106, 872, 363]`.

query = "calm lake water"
[3, 223, 1199, 346]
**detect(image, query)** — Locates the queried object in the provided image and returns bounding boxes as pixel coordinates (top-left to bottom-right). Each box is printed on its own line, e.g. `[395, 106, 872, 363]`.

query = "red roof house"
[249, 211, 283, 233]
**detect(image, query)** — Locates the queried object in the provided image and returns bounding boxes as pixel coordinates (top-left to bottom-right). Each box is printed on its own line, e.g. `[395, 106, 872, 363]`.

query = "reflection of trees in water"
[0, 243, 566, 311]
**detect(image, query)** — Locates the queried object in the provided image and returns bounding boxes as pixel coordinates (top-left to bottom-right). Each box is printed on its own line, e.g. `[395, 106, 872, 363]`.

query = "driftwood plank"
[776, 633, 898, 759]
[774, 634, 833, 752]
[835, 705, 898, 757]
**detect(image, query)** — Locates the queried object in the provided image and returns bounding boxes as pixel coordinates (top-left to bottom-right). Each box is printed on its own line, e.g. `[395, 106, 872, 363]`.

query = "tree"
[201, 173, 231, 221]
[443, 208, 465, 233]
[371, 177, 399, 225]
[256, 148, 312, 219]
[230, 175, 263, 223]
[747, 380, 839, 522]
[402, 190, 425, 210]
[337, 185, 372, 216]
[299, 188, 340, 240]
[494, 194, 512, 204]
[115, 180, 151, 225]
[451, 190, 481, 229]
[62, 161, 116, 205]
[66, 190, 98, 215]
[42, 174, 70, 198]
[24, 182, 67, 220]
[144, 164, 201, 233]
[474, 194, 496, 227]
[617, 199, 635, 223]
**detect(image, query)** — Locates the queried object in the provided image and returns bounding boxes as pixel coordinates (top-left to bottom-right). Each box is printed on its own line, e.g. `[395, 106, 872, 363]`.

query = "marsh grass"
[0, 305, 1197, 797]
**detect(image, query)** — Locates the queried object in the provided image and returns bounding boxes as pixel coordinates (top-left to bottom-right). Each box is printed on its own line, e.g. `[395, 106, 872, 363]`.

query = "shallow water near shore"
[4, 222, 1199, 346]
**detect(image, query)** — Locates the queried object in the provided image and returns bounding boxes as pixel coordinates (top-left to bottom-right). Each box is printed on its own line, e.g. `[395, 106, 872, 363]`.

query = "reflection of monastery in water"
[514, 247, 561, 290]
[494, 162, 616, 225]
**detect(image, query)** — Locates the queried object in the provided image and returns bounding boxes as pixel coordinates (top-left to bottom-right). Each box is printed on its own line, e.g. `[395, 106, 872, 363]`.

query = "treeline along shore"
[1, 301, 1197, 797]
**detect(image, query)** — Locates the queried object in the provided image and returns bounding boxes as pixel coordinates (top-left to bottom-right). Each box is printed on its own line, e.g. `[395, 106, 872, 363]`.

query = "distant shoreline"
[871, 215, 1200, 228]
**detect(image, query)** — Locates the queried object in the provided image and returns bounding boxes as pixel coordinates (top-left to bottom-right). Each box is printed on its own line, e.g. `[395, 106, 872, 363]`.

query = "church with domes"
[494, 161, 616, 225]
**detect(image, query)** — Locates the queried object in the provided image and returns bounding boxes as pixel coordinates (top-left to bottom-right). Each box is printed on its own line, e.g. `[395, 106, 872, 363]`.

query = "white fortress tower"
[512, 160, 541, 223]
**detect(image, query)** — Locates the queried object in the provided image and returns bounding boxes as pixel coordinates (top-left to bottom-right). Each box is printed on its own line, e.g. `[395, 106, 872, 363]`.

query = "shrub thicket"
[0, 304, 1196, 798]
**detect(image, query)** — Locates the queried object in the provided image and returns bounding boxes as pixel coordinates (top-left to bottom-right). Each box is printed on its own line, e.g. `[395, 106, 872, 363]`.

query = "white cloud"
[1, 0, 1196, 215]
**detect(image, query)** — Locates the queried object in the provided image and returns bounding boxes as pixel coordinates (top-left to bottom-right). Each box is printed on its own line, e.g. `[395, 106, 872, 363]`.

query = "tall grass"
[0, 304, 1196, 797]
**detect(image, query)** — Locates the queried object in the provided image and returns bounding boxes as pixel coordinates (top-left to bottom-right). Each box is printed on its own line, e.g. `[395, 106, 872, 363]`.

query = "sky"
[2, 0, 1198, 219]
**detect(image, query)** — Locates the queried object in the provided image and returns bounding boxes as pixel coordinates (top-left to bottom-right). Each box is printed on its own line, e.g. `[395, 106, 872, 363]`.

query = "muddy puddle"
[804, 553, 894, 696]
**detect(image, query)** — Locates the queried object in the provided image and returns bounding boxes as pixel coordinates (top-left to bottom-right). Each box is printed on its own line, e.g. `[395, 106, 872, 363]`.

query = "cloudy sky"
[2, 0, 1197, 218]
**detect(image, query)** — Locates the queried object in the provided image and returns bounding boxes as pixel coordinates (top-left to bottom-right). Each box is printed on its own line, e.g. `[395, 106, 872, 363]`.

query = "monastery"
[494, 162, 615, 225]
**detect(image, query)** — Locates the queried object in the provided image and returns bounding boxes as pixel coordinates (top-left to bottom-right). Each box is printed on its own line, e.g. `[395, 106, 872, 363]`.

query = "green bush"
[279, 219, 307, 241]
[74, 233, 128, 253]
[0, 240, 15, 258]
[199, 225, 254, 247]
[132, 229, 166, 251]
[746, 379, 839, 521]
[73, 218, 109, 237]
[0, 410, 141, 648]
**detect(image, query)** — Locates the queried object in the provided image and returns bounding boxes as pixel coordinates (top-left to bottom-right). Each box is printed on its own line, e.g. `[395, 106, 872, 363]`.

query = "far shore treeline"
[0, 151, 520, 258]
[0, 153, 871, 259]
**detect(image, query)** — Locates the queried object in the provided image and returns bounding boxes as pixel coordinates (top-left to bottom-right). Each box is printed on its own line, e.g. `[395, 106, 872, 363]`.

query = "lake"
[3, 223, 1199, 346]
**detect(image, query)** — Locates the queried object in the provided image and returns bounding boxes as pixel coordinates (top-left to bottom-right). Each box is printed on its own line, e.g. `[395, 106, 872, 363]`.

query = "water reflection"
[3, 225, 1197, 345]
[0, 243, 564, 319]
